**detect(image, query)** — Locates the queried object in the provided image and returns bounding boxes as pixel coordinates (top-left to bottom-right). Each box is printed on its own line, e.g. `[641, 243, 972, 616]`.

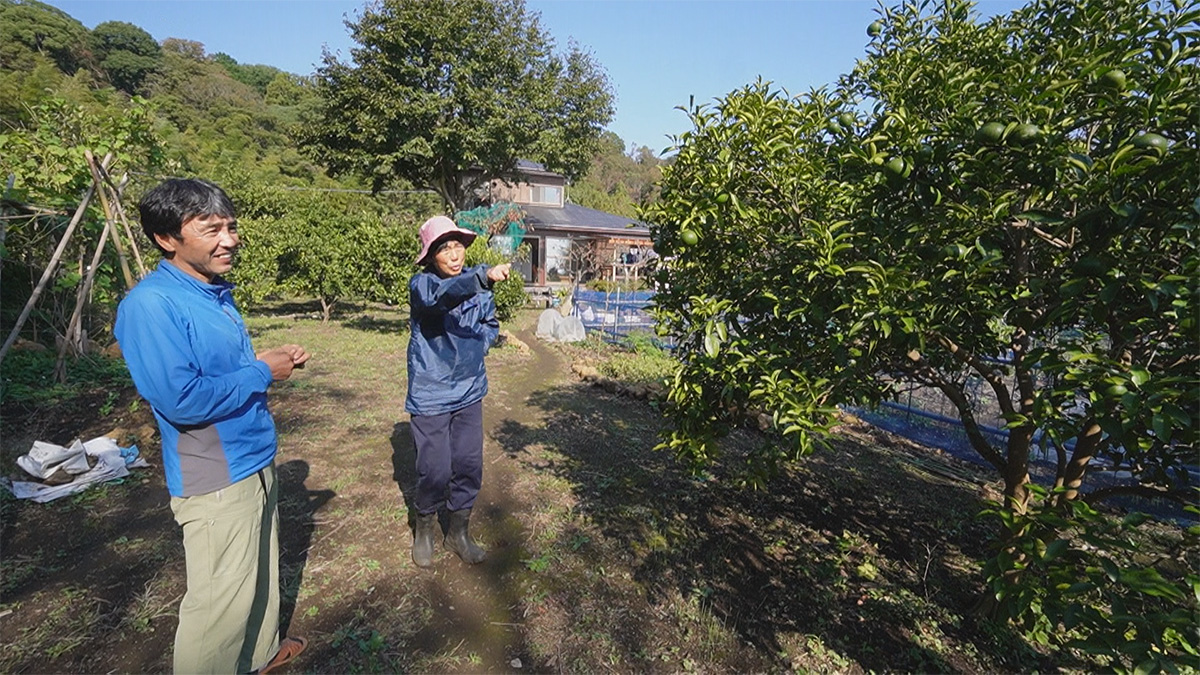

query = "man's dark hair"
[138, 179, 236, 253]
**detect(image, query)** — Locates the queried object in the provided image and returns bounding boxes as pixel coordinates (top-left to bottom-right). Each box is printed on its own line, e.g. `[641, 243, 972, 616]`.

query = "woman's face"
[432, 238, 467, 278]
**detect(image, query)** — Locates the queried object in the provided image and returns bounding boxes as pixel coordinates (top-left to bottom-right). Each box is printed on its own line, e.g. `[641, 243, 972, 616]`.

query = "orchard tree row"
[646, 0, 1198, 668]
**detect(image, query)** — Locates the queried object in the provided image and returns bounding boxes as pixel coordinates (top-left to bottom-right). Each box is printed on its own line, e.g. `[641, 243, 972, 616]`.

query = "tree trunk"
[320, 297, 333, 324]
[1054, 420, 1102, 505]
[1002, 426, 1034, 514]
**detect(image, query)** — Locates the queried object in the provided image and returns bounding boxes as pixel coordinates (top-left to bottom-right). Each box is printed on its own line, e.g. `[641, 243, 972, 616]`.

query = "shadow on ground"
[491, 381, 1045, 673]
[277, 459, 336, 635]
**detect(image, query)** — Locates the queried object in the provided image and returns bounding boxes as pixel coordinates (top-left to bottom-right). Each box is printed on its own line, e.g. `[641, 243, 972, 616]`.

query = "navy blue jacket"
[115, 261, 276, 497]
[405, 265, 500, 416]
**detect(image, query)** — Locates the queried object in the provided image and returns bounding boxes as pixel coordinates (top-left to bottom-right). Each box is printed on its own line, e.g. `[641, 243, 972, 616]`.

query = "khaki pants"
[170, 465, 280, 674]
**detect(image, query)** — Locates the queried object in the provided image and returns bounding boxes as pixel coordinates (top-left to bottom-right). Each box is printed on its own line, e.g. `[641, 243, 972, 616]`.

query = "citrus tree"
[645, 0, 1197, 664]
[229, 185, 526, 323]
[231, 187, 419, 322]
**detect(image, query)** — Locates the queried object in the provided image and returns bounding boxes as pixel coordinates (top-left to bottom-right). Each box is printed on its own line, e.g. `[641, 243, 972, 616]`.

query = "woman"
[406, 215, 511, 567]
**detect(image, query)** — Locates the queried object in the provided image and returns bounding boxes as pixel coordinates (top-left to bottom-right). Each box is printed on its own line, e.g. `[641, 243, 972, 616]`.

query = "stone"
[10, 338, 49, 352]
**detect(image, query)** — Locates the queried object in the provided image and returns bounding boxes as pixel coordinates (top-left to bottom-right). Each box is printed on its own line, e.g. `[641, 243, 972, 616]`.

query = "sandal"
[258, 636, 307, 674]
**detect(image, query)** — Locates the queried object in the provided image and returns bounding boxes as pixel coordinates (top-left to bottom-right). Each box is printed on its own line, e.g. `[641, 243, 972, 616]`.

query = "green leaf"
[1100, 557, 1120, 582]
[1043, 538, 1069, 562]
[704, 331, 720, 358]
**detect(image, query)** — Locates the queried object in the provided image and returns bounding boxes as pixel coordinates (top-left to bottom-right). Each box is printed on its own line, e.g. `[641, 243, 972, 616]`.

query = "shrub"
[466, 239, 527, 321]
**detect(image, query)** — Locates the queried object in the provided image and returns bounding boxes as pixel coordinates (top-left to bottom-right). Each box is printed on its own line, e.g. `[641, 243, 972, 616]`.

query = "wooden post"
[0, 153, 112, 365]
[84, 150, 134, 289]
[54, 215, 113, 382]
[94, 164, 145, 278]
[106, 172, 146, 277]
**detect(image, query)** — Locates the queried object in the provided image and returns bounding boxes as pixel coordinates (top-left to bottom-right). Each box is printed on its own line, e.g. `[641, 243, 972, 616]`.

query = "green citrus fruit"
[1011, 123, 1041, 145]
[942, 243, 967, 258]
[867, 21, 883, 37]
[1132, 133, 1168, 153]
[1106, 383, 1128, 397]
[976, 122, 1005, 144]
[883, 157, 908, 177]
[838, 112, 856, 128]
[1100, 68, 1126, 91]
[680, 229, 699, 246]
[1068, 152, 1094, 171]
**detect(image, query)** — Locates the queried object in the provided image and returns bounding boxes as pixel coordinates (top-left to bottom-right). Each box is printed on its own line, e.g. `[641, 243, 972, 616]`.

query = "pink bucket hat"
[415, 215, 477, 265]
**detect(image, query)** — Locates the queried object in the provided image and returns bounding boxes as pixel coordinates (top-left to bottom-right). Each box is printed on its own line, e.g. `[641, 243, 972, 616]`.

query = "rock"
[10, 338, 49, 353]
[103, 422, 157, 447]
[599, 378, 622, 393]
[572, 364, 601, 380]
[135, 423, 158, 443]
[103, 427, 128, 442]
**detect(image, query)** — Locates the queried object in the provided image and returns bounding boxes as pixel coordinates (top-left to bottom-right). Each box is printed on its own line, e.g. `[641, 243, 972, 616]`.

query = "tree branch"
[933, 334, 1015, 418]
[1083, 483, 1192, 506]
[902, 353, 1008, 473]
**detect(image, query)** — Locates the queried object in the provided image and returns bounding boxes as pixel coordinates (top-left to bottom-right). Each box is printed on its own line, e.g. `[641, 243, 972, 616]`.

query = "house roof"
[522, 203, 651, 238]
[515, 159, 557, 177]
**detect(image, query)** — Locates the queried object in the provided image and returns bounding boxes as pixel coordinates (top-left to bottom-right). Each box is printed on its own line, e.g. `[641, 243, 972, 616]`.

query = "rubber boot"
[444, 508, 486, 564]
[412, 511, 437, 568]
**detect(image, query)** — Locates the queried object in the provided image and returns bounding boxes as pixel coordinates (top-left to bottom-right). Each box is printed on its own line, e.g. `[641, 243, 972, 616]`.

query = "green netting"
[454, 202, 527, 256]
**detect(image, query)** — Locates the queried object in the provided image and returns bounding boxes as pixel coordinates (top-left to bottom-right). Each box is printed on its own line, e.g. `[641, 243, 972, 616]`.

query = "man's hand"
[258, 344, 310, 381]
[487, 263, 512, 283]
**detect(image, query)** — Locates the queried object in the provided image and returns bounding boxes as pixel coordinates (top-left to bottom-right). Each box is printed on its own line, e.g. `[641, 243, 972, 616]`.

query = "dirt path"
[0, 310, 577, 674]
[384, 323, 571, 672]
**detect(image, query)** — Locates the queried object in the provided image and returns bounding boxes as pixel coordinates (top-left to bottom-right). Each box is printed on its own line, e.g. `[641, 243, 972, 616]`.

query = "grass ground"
[0, 303, 1083, 673]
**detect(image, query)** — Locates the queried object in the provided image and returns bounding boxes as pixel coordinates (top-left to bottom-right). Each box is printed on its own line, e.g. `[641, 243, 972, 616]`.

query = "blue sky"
[46, 0, 1025, 156]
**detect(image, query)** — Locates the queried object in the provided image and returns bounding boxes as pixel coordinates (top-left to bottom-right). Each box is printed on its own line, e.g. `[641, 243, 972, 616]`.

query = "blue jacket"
[114, 261, 276, 498]
[406, 265, 500, 416]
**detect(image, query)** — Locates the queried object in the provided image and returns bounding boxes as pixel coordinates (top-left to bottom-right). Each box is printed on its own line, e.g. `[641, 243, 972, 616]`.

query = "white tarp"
[6, 436, 150, 503]
[17, 439, 92, 479]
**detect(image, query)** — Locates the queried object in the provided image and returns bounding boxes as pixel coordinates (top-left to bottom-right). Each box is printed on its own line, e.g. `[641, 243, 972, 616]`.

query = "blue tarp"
[572, 289, 658, 342]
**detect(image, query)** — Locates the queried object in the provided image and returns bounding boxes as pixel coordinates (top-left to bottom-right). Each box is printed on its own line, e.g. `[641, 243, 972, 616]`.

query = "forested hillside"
[0, 0, 663, 352]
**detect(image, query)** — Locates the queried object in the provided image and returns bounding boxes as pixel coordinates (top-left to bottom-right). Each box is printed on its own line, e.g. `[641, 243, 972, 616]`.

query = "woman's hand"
[487, 263, 512, 283]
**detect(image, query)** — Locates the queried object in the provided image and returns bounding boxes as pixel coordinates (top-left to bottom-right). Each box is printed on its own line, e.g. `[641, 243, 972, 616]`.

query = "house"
[482, 160, 654, 294]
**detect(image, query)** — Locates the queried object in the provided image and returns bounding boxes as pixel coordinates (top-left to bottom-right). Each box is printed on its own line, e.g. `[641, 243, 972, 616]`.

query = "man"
[115, 178, 308, 674]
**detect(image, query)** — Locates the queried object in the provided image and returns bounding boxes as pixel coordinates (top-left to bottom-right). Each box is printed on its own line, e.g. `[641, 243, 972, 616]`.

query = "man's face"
[155, 213, 240, 284]
[433, 238, 466, 278]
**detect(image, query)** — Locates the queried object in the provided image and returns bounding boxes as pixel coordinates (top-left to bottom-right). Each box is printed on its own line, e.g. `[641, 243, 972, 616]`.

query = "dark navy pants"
[410, 400, 484, 515]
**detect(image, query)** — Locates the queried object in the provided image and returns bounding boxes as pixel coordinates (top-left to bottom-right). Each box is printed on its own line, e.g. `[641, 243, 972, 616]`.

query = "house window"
[529, 185, 561, 206]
